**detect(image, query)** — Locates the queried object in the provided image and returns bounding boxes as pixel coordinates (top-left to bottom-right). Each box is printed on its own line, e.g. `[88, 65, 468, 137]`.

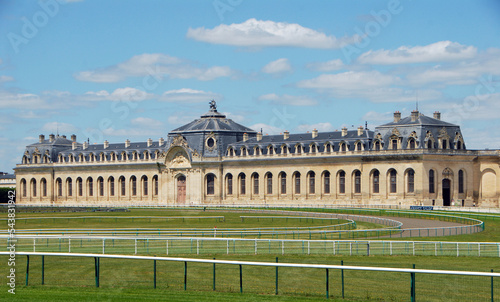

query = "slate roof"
[170, 108, 256, 134]
[377, 114, 457, 128]
[0, 174, 15, 180]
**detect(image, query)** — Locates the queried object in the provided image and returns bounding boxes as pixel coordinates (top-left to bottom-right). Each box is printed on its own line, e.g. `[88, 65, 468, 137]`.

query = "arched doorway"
[442, 178, 451, 206]
[177, 175, 186, 204]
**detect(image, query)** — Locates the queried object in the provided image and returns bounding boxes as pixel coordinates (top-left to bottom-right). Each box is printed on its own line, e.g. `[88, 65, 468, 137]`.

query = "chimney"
[411, 110, 419, 122]
[125, 139, 130, 148]
[341, 127, 348, 137]
[433, 111, 441, 120]
[312, 129, 318, 139]
[147, 138, 152, 147]
[49, 134, 55, 143]
[83, 141, 88, 150]
[394, 111, 401, 123]
[159, 137, 164, 147]
[71, 134, 76, 142]
[39, 134, 45, 143]
[72, 141, 77, 150]
[257, 132, 263, 141]
[357, 126, 364, 136]
[283, 130, 289, 140]
[243, 133, 249, 142]
[104, 140, 109, 149]
[62, 135, 67, 139]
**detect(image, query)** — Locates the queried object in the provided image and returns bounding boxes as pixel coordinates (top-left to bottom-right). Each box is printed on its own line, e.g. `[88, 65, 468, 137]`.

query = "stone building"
[14, 102, 500, 207]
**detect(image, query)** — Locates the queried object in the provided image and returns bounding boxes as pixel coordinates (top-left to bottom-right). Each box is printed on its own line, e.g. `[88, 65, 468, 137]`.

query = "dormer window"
[325, 144, 331, 153]
[296, 145, 302, 154]
[391, 139, 398, 150]
[241, 147, 247, 156]
[310, 144, 316, 153]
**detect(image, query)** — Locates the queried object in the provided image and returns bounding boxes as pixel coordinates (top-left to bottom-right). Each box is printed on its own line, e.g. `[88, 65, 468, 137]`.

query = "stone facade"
[14, 104, 500, 207]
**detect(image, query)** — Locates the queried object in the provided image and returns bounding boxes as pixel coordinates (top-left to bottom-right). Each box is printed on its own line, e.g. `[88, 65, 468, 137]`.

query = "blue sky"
[1, 0, 500, 173]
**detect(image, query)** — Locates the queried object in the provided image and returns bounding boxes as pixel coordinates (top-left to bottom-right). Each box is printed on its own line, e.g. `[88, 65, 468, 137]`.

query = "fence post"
[410, 264, 415, 302]
[367, 242, 370, 256]
[491, 269, 494, 302]
[25, 255, 30, 286]
[341, 260, 345, 299]
[239, 264, 243, 293]
[326, 268, 329, 299]
[41, 255, 44, 285]
[184, 261, 187, 291]
[275, 257, 279, 295]
[94, 257, 99, 288]
[153, 258, 156, 289]
[213, 258, 216, 291]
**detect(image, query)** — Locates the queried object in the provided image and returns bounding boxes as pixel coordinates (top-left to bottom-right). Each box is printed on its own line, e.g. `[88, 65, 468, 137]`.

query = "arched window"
[308, 171, 315, 194]
[456, 141, 462, 150]
[427, 140, 433, 149]
[355, 142, 362, 151]
[87, 177, 93, 196]
[310, 144, 316, 153]
[239, 173, 246, 195]
[228, 148, 234, 157]
[241, 147, 247, 156]
[282, 145, 288, 154]
[56, 178, 65, 197]
[354, 170, 361, 194]
[442, 139, 448, 150]
[119, 176, 126, 196]
[66, 178, 72, 197]
[133, 152, 138, 160]
[389, 170, 397, 193]
[325, 143, 332, 153]
[294, 172, 301, 194]
[374, 141, 381, 151]
[69, 154, 74, 163]
[142, 176, 148, 196]
[372, 170, 380, 194]
[408, 139, 416, 149]
[266, 173, 272, 195]
[407, 169, 415, 193]
[458, 170, 465, 194]
[391, 139, 398, 150]
[206, 174, 214, 195]
[339, 171, 345, 194]
[98, 177, 104, 196]
[21, 179, 27, 197]
[153, 175, 158, 196]
[22, 155, 29, 164]
[31, 178, 37, 197]
[323, 171, 330, 194]
[296, 145, 302, 154]
[79, 154, 84, 162]
[77, 177, 83, 196]
[429, 170, 435, 194]
[226, 174, 233, 195]
[109, 177, 115, 197]
[253, 173, 259, 195]
[110, 152, 116, 161]
[268, 146, 274, 155]
[280, 172, 287, 194]
[121, 152, 127, 161]
[41, 178, 47, 197]
[130, 176, 137, 196]
[99, 153, 105, 161]
[341, 143, 347, 152]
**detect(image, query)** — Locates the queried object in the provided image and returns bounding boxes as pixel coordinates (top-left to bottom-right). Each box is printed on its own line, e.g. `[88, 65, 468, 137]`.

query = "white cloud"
[187, 18, 360, 49]
[258, 93, 317, 106]
[74, 53, 232, 83]
[0, 75, 14, 83]
[83, 87, 154, 102]
[362, 111, 394, 123]
[296, 122, 334, 133]
[358, 41, 477, 65]
[262, 58, 292, 74]
[306, 59, 344, 72]
[42, 122, 79, 133]
[160, 88, 222, 103]
[249, 123, 282, 135]
[297, 70, 397, 90]
[0, 90, 47, 109]
[168, 114, 199, 126]
[131, 117, 163, 128]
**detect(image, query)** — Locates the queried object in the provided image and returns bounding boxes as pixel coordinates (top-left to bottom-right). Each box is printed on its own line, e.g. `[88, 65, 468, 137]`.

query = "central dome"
[169, 101, 256, 134]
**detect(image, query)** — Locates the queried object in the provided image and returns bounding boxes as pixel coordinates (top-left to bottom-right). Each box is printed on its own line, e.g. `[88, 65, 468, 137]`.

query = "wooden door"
[177, 176, 186, 204]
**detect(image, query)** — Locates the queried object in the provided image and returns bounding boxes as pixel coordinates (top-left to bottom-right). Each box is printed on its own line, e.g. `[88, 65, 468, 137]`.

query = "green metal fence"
[3, 251, 499, 301]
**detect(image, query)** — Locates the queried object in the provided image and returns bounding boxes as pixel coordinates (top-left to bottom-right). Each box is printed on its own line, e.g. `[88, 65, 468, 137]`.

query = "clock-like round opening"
[207, 137, 215, 148]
